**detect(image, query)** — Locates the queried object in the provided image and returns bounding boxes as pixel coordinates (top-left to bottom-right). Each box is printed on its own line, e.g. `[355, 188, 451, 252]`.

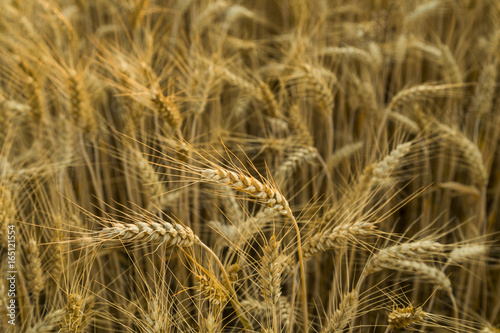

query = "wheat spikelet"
[217, 65, 258, 96]
[25, 238, 45, 300]
[222, 35, 258, 53]
[201, 168, 293, 218]
[388, 305, 425, 329]
[303, 221, 375, 259]
[203, 313, 217, 333]
[222, 4, 264, 31]
[197, 274, 228, 306]
[225, 263, 240, 284]
[321, 290, 358, 333]
[260, 235, 283, 305]
[437, 182, 481, 197]
[387, 83, 463, 111]
[99, 217, 199, 247]
[27, 309, 65, 333]
[61, 294, 89, 333]
[142, 298, 168, 333]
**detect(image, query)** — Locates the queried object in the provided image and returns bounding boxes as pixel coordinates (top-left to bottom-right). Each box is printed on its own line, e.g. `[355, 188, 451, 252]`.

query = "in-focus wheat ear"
[201, 168, 293, 217]
[201, 166, 310, 332]
[99, 217, 199, 247]
[260, 235, 283, 305]
[387, 305, 425, 330]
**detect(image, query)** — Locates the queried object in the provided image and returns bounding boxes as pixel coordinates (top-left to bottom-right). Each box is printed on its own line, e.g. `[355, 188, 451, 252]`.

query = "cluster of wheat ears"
[0, 0, 499, 332]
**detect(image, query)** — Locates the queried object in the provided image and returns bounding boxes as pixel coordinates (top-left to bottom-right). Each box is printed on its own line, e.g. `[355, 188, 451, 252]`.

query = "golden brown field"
[0, 0, 499, 332]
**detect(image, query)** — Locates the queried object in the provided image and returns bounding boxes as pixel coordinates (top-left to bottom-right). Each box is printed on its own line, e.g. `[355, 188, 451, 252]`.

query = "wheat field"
[0, 0, 499, 332]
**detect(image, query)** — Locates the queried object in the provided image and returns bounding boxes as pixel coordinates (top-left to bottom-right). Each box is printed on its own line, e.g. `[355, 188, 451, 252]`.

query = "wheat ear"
[470, 61, 497, 116]
[303, 221, 376, 260]
[197, 273, 229, 306]
[27, 309, 65, 333]
[25, 238, 45, 302]
[150, 90, 183, 131]
[387, 305, 425, 330]
[261, 235, 283, 306]
[446, 244, 488, 266]
[436, 123, 488, 187]
[99, 218, 199, 247]
[61, 294, 89, 333]
[300, 63, 335, 116]
[321, 290, 359, 333]
[67, 69, 96, 134]
[356, 141, 413, 194]
[0, 184, 16, 249]
[141, 298, 168, 333]
[387, 83, 463, 111]
[201, 166, 309, 332]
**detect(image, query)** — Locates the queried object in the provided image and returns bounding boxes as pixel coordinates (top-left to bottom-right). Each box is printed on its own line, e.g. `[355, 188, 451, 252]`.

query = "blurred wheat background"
[0, 0, 499, 332]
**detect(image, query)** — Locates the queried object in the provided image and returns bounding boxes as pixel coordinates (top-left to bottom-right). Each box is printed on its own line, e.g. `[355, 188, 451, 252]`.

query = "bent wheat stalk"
[201, 166, 310, 332]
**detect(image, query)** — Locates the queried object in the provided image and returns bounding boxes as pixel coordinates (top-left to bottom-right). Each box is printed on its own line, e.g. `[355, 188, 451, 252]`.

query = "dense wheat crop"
[0, 0, 499, 332]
